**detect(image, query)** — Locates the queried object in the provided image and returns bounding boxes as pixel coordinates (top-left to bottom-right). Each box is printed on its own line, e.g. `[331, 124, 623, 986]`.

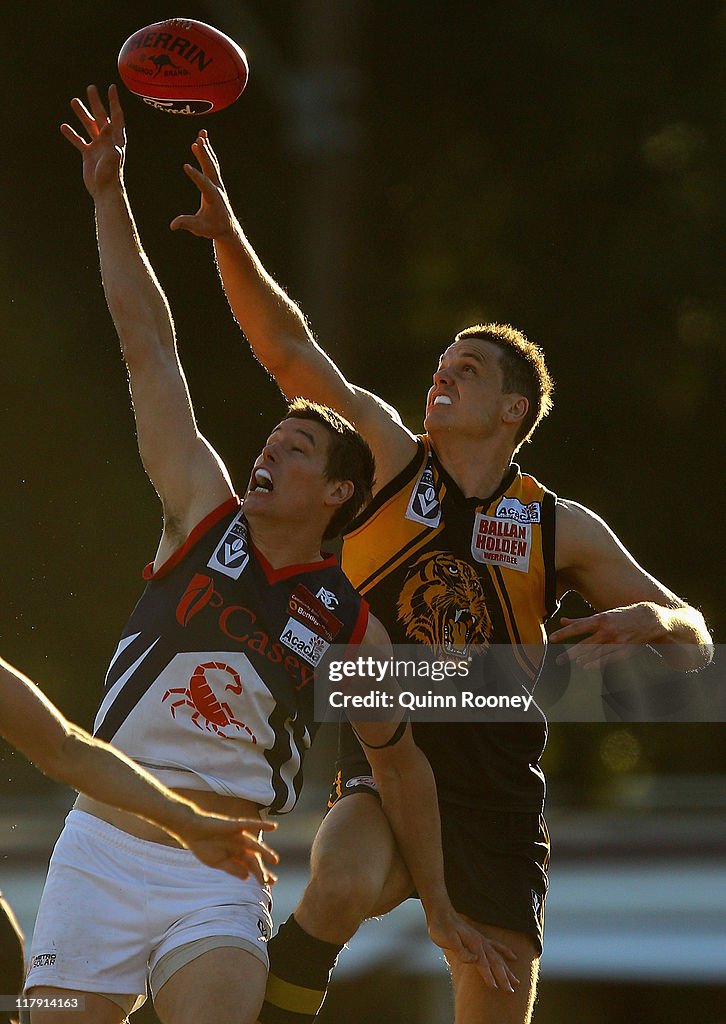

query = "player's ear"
[325, 479, 355, 507]
[503, 395, 528, 428]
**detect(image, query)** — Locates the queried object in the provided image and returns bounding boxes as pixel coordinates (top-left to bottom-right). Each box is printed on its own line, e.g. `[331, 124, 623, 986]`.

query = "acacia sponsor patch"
[280, 617, 330, 666]
[471, 513, 531, 573]
[495, 496, 541, 524]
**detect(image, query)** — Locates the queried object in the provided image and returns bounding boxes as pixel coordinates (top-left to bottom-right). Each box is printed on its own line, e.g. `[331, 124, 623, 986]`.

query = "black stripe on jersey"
[542, 489, 559, 619]
[95, 635, 174, 743]
[264, 703, 310, 815]
[492, 565, 539, 678]
[354, 523, 440, 595]
[343, 438, 426, 536]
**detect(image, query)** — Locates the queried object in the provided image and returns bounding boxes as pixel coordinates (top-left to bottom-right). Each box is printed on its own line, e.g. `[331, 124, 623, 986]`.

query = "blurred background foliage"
[1, 0, 724, 801]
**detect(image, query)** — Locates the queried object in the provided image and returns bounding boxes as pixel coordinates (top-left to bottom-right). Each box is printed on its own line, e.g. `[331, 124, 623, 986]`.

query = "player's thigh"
[153, 947, 267, 1024]
[447, 920, 539, 1024]
[28, 988, 127, 1024]
[308, 794, 412, 913]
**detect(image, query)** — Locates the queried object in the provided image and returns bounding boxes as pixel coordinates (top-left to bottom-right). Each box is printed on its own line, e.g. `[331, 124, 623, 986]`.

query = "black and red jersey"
[93, 497, 368, 814]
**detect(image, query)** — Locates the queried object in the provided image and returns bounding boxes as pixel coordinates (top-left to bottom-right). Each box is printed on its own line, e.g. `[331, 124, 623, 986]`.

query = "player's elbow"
[662, 608, 714, 671]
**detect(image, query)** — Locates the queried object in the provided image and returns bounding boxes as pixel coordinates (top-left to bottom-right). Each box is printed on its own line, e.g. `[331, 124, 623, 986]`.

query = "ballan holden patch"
[280, 617, 330, 667]
[207, 509, 250, 580]
[405, 457, 441, 528]
[471, 513, 531, 573]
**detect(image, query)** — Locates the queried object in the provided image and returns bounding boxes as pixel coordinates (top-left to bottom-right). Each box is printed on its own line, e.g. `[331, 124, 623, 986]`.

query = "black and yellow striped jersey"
[341, 436, 558, 811]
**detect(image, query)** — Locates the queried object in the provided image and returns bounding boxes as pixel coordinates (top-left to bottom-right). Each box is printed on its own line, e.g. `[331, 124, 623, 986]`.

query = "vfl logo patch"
[495, 496, 541, 524]
[207, 510, 250, 580]
[280, 618, 330, 667]
[471, 514, 531, 573]
[289, 585, 343, 643]
[405, 456, 441, 528]
[32, 953, 57, 969]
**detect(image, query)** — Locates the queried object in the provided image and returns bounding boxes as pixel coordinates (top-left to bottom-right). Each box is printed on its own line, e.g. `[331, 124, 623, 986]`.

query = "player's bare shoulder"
[554, 498, 623, 583]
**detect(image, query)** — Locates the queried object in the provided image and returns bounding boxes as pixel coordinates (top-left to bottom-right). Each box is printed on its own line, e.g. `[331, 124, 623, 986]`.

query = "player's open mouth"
[252, 468, 274, 493]
[433, 395, 452, 406]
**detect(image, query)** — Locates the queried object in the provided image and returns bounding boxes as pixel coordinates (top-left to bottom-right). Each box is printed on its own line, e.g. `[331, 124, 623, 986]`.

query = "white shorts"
[25, 810, 273, 1014]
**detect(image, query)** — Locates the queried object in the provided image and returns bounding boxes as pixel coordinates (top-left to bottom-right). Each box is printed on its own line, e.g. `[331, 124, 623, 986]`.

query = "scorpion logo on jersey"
[397, 552, 492, 660]
[162, 662, 257, 741]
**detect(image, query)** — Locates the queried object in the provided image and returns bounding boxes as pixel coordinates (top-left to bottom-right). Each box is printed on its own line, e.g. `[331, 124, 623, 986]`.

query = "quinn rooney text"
[328, 690, 536, 712]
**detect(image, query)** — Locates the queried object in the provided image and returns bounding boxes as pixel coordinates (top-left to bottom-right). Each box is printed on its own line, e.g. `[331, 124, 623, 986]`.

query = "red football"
[118, 19, 248, 115]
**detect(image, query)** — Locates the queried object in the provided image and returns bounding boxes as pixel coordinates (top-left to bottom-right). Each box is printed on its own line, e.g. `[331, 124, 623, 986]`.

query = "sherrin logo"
[280, 617, 330, 666]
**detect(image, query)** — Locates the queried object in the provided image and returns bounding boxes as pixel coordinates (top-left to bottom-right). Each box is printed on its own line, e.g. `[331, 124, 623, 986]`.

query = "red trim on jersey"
[345, 599, 370, 656]
[252, 543, 338, 585]
[143, 496, 241, 581]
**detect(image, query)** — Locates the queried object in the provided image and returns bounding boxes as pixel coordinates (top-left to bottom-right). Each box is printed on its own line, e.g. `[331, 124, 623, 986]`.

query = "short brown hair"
[284, 399, 376, 539]
[455, 323, 554, 445]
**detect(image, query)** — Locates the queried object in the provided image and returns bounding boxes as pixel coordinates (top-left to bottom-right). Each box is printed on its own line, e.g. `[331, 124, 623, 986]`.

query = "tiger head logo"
[397, 551, 492, 660]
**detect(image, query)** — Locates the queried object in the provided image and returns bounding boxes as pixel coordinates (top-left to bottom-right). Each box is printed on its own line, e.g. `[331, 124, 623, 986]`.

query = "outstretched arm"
[171, 131, 417, 490]
[551, 499, 713, 671]
[0, 656, 278, 882]
[349, 616, 518, 992]
[61, 87, 233, 564]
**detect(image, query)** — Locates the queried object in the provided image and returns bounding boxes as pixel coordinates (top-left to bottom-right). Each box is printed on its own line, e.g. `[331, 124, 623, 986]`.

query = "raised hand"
[61, 84, 126, 197]
[177, 813, 279, 885]
[171, 129, 236, 239]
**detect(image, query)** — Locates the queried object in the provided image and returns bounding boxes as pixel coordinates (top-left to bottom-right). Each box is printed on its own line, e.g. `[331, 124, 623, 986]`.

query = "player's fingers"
[192, 136, 217, 178]
[70, 97, 97, 136]
[169, 214, 208, 236]
[491, 959, 518, 992]
[197, 130, 223, 178]
[107, 84, 126, 135]
[239, 832, 280, 865]
[487, 939, 518, 962]
[580, 645, 628, 671]
[60, 123, 88, 152]
[245, 851, 278, 887]
[181, 162, 219, 196]
[86, 85, 110, 127]
[550, 616, 597, 643]
[473, 955, 498, 989]
[254, 819, 277, 833]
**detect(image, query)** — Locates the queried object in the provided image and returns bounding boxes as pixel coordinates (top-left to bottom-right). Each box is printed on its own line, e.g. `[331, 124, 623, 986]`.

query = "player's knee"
[303, 858, 385, 928]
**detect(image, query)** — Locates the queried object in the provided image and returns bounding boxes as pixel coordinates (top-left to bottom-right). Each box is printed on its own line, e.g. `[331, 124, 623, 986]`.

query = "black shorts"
[327, 758, 550, 954]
